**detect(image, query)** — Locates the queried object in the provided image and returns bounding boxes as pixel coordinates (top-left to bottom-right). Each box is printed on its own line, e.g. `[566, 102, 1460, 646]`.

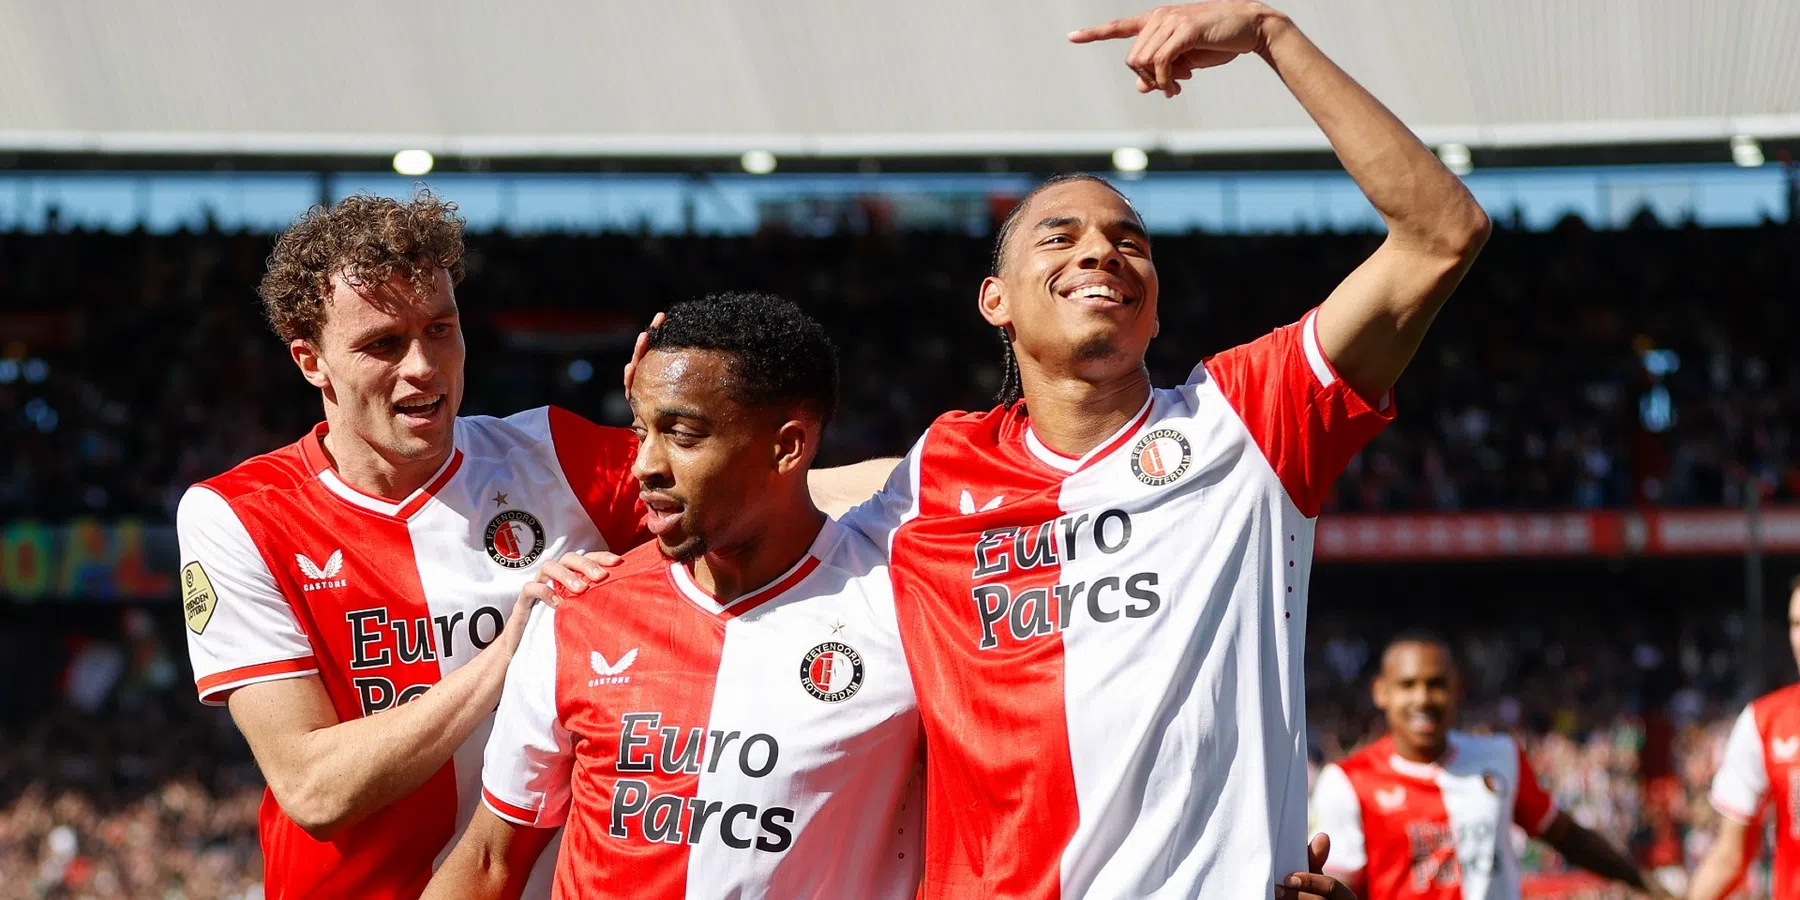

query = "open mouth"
[1058, 280, 1138, 306]
[393, 394, 445, 421]
[642, 494, 686, 536]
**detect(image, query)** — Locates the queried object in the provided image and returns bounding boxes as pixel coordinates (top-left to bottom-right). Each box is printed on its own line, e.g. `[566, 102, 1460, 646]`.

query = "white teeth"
[396, 395, 441, 411]
[1070, 285, 1124, 301]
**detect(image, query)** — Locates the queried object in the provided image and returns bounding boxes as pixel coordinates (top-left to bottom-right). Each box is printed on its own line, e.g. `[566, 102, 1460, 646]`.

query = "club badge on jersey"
[486, 509, 547, 568]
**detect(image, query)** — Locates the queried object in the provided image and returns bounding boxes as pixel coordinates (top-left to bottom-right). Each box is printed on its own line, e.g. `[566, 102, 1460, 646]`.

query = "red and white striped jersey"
[480, 518, 924, 900]
[176, 407, 646, 899]
[1712, 683, 1800, 897]
[1309, 732, 1559, 900]
[840, 310, 1392, 898]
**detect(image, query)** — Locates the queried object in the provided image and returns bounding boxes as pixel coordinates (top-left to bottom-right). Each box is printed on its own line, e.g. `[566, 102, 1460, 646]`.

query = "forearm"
[1687, 834, 1749, 900]
[271, 650, 509, 835]
[423, 809, 552, 900]
[1256, 13, 1485, 254]
[1547, 823, 1652, 891]
[423, 835, 527, 900]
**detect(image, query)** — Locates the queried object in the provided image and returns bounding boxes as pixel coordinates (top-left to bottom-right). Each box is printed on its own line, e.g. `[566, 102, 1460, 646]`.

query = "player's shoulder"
[923, 404, 1021, 443]
[1450, 730, 1523, 765]
[577, 541, 675, 598]
[1337, 735, 1394, 773]
[1751, 682, 1800, 721]
[812, 518, 890, 581]
[186, 433, 318, 516]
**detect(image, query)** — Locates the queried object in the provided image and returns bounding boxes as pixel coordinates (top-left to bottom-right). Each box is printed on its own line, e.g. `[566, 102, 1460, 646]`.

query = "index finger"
[623, 311, 667, 392]
[1068, 15, 1145, 43]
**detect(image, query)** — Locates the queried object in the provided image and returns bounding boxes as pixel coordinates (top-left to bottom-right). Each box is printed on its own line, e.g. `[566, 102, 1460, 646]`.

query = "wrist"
[1253, 6, 1297, 58]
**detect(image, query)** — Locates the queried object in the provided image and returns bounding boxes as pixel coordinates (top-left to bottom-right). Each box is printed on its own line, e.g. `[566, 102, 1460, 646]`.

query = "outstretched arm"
[1071, 2, 1489, 400]
[1538, 813, 1673, 899]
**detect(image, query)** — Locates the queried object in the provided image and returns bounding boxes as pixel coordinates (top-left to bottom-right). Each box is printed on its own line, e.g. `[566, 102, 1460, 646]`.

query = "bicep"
[226, 674, 339, 793]
[1315, 237, 1478, 400]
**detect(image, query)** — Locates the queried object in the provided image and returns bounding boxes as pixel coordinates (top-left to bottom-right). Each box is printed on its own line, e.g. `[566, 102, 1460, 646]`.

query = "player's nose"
[396, 337, 439, 382]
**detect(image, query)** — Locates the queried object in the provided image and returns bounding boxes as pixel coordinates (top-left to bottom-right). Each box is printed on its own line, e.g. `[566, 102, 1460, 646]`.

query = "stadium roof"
[2, 0, 1797, 171]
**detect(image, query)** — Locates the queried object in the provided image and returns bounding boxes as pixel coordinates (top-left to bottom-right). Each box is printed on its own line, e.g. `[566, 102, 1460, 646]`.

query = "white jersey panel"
[1712, 705, 1768, 823]
[1054, 382, 1314, 898]
[1309, 763, 1367, 876]
[177, 486, 318, 703]
[1434, 733, 1526, 900]
[684, 523, 923, 900]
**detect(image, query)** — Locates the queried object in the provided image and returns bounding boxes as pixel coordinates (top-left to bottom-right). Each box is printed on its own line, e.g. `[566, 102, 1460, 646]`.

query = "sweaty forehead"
[632, 349, 740, 414]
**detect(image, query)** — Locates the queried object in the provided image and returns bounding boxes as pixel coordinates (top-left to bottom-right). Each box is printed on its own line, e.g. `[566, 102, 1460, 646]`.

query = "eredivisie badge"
[484, 509, 546, 568]
[1130, 428, 1193, 487]
[181, 562, 217, 634]
[800, 642, 864, 702]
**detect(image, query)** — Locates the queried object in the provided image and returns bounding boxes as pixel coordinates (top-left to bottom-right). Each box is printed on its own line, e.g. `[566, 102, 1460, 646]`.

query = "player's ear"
[772, 417, 812, 477]
[978, 276, 1011, 328]
[291, 339, 330, 390]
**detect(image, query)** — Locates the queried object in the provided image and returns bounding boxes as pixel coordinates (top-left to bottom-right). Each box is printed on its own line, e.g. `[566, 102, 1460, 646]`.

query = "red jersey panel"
[481, 520, 922, 900]
[177, 407, 642, 899]
[1712, 682, 1800, 898]
[841, 310, 1392, 899]
[1310, 733, 1557, 900]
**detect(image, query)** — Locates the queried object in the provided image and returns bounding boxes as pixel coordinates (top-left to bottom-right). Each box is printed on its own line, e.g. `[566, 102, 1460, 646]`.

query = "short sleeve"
[835, 434, 924, 554]
[1196, 309, 1394, 517]
[177, 487, 317, 705]
[1712, 705, 1769, 825]
[548, 406, 650, 553]
[1309, 763, 1366, 877]
[1511, 740, 1559, 836]
[482, 604, 576, 829]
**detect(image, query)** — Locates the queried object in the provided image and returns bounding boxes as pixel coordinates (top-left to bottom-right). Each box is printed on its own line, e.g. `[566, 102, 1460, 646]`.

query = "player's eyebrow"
[1036, 215, 1081, 231]
[656, 406, 710, 424]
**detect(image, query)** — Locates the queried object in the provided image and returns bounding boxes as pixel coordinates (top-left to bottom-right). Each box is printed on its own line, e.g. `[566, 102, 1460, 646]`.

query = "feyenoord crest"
[484, 509, 546, 568]
[1130, 428, 1193, 487]
[800, 642, 865, 703]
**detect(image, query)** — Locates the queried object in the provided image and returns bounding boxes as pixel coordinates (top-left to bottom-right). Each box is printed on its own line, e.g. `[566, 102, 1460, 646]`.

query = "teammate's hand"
[1068, 1, 1278, 97]
[1273, 833, 1357, 900]
[623, 312, 666, 394]
[533, 549, 626, 605]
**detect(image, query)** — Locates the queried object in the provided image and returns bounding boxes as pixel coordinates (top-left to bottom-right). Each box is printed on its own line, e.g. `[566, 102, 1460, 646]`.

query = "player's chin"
[661, 534, 707, 564]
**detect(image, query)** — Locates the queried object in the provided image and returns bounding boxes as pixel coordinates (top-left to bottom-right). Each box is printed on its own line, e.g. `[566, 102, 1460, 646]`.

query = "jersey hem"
[195, 655, 320, 705]
[482, 787, 556, 828]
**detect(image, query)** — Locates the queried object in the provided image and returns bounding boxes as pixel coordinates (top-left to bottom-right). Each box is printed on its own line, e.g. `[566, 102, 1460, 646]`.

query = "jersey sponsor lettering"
[177, 407, 641, 899]
[481, 522, 921, 899]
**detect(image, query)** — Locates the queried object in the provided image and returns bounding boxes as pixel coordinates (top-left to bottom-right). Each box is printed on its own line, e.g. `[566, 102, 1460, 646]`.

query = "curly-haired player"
[176, 194, 893, 899]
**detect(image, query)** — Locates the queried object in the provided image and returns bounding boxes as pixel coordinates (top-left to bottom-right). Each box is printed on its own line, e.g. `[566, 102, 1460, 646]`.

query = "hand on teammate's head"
[623, 312, 667, 393]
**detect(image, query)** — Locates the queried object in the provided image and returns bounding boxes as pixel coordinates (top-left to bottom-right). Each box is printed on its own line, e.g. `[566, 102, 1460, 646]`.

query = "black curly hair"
[646, 292, 839, 427]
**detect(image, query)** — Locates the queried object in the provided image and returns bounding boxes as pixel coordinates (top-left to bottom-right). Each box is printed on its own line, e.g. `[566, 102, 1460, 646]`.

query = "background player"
[426, 293, 922, 899]
[178, 195, 891, 898]
[1311, 634, 1670, 899]
[1687, 575, 1800, 900]
[829, 2, 1490, 895]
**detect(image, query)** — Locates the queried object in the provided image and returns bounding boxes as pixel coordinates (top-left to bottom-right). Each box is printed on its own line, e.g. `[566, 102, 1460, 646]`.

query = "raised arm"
[1071, 2, 1489, 400]
[225, 589, 532, 840]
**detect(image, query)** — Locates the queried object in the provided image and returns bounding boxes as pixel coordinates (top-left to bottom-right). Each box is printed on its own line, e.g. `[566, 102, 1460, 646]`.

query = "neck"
[1392, 735, 1450, 765]
[319, 423, 451, 503]
[689, 497, 826, 604]
[1016, 358, 1151, 458]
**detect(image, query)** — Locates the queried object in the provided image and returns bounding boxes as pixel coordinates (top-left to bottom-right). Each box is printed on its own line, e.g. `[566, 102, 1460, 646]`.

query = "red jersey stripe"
[195, 655, 319, 699]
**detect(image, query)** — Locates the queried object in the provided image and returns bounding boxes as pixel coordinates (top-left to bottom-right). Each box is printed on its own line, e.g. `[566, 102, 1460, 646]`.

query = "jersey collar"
[667, 518, 837, 620]
[300, 420, 465, 520]
[1022, 395, 1155, 474]
[1388, 733, 1461, 779]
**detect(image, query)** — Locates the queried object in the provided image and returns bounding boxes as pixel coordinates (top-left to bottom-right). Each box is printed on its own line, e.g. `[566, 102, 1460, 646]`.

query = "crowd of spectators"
[3, 214, 1799, 524]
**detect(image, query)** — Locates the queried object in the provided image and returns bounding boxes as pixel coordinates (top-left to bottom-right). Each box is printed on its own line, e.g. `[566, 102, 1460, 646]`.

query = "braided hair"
[987, 173, 1134, 408]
